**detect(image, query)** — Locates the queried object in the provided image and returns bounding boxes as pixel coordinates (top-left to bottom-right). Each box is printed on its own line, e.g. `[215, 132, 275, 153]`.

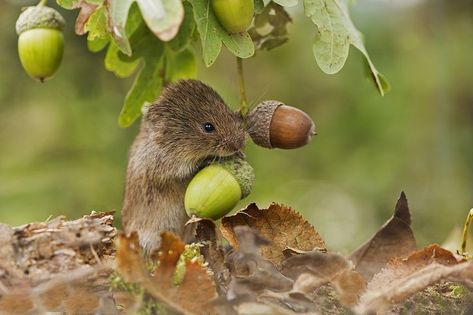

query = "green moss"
[394, 282, 473, 315]
[218, 157, 255, 199]
[108, 271, 143, 295]
[172, 243, 205, 285]
[138, 295, 169, 315]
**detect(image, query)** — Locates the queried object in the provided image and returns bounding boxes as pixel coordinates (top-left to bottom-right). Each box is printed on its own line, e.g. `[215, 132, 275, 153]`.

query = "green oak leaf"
[118, 26, 165, 127]
[168, 2, 196, 52]
[84, 6, 109, 41]
[136, 0, 184, 41]
[304, 0, 389, 95]
[108, 0, 135, 55]
[166, 48, 197, 82]
[88, 37, 110, 52]
[250, 3, 291, 51]
[105, 3, 145, 75]
[109, 0, 183, 56]
[105, 42, 140, 78]
[192, 0, 255, 67]
[119, 53, 164, 127]
[254, 0, 265, 13]
[56, 0, 74, 9]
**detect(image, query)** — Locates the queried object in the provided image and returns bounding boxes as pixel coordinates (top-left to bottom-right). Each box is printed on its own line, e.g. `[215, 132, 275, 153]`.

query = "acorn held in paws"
[247, 100, 316, 149]
[185, 157, 255, 220]
[16, 5, 65, 82]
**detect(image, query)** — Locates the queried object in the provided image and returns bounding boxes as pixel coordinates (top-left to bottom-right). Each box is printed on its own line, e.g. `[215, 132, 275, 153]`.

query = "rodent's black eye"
[202, 122, 215, 133]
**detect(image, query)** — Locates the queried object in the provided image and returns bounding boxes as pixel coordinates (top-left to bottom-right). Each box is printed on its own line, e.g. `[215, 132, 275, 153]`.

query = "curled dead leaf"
[74, 1, 99, 35]
[357, 244, 471, 313]
[350, 192, 416, 281]
[221, 203, 326, 266]
[116, 231, 218, 315]
[115, 232, 147, 283]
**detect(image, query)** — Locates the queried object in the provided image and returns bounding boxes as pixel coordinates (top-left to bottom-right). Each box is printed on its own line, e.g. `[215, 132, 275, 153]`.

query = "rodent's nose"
[224, 136, 245, 154]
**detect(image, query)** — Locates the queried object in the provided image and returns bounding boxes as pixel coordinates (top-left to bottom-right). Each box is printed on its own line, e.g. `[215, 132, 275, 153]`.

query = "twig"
[90, 243, 102, 265]
[461, 208, 473, 256]
[236, 57, 248, 117]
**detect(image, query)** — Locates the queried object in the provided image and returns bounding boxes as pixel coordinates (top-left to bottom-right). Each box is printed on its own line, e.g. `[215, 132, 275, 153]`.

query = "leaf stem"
[461, 208, 473, 256]
[38, 0, 48, 6]
[161, 54, 169, 87]
[236, 57, 248, 117]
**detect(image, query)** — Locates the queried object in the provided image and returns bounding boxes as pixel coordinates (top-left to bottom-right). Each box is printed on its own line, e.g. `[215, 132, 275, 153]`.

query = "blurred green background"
[1, 0, 472, 253]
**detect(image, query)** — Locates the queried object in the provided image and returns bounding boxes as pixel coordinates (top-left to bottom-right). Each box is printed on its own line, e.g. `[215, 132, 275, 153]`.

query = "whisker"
[248, 84, 270, 112]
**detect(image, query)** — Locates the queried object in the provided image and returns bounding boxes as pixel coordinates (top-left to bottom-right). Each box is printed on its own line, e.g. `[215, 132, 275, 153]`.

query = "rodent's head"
[144, 80, 245, 162]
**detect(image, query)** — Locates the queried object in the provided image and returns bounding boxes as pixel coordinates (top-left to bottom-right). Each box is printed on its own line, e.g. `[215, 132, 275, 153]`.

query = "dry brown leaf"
[115, 231, 147, 283]
[357, 262, 473, 314]
[281, 251, 349, 280]
[226, 226, 293, 301]
[284, 251, 366, 307]
[63, 285, 101, 314]
[356, 244, 471, 313]
[332, 269, 366, 306]
[367, 244, 464, 294]
[116, 231, 218, 315]
[151, 231, 185, 279]
[38, 282, 69, 311]
[74, 1, 99, 35]
[350, 192, 416, 281]
[0, 292, 34, 315]
[221, 203, 326, 266]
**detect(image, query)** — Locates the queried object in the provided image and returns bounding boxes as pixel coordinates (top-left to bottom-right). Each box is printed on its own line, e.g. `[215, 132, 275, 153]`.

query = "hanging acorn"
[185, 157, 255, 220]
[211, 0, 254, 34]
[247, 100, 316, 149]
[16, 5, 65, 82]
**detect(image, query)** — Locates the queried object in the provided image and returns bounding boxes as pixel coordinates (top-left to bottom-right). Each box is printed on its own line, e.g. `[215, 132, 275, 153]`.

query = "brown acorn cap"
[247, 100, 282, 149]
[16, 6, 65, 35]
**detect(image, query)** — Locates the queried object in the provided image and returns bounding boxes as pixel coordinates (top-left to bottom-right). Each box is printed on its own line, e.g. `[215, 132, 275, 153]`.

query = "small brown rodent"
[121, 80, 245, 254]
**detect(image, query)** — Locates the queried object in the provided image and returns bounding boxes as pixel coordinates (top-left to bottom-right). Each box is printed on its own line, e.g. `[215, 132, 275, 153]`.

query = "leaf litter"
[1, 193, 473, 314]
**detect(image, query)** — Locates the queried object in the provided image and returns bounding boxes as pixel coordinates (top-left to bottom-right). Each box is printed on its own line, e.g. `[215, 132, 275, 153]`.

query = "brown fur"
[121, 80, 245, 253]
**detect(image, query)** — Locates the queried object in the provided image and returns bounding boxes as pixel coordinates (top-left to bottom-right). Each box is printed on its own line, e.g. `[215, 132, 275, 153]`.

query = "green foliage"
[303, 0, 390, 95]
[166, 49, 197, 82]
[108, 0, 134, 55]
[54, 0, 388, 126]
[134, 0, 184, 42]
[168, 2, 195, 52]
[192, 0, 255, 66]
[249, 3, 291, 51]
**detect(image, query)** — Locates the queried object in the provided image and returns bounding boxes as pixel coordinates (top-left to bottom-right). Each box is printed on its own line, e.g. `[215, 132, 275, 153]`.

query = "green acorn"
[185, 157, 255, 220]
[16, 5, 65, 82]
[211, 0, 254, 34]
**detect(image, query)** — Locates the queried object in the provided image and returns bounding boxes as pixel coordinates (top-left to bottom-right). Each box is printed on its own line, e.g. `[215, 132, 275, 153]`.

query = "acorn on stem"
[211, 0, 254, 34]
[185, 157, 255, 220]
[247, 100, 316, 149]
[16, 4, 65, 82]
